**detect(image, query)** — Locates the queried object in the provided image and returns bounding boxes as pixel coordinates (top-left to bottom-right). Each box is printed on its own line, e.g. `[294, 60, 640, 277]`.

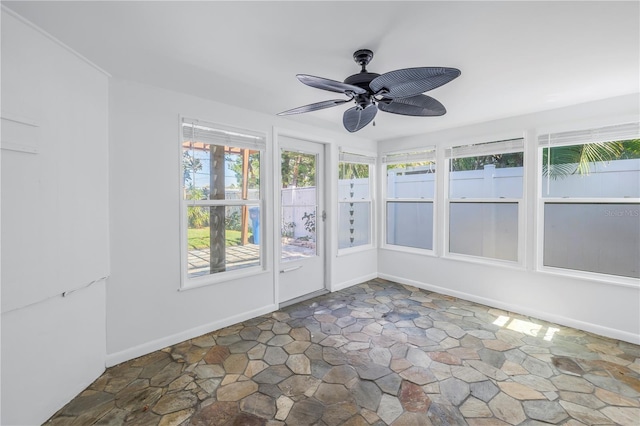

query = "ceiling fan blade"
[343, 104, 377, 133]
[277, 99, 351, 116]
[370, 67, 461, 99]
[297, 74, 367, 95]
[378, 94, 446, 116]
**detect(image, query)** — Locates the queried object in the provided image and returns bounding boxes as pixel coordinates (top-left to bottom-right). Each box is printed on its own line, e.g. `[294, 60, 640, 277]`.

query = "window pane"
[449, 202, 518, 261]
[338, 162, 370, 200]
[182, 142, 260, 200]
[449, 152, 523, 198]
[544, 203, 640, 278]
[338, 202, 371, 249]
[387, 162, 435, 198]
[186, 205, 260, 278]
[541, 140, 640, 198]
[386, 202, 433, 250]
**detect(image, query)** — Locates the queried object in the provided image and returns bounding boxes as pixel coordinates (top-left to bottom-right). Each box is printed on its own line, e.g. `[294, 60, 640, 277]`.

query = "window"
[181, 118, 265, 285]
[446, 138, 524, 262]
[539, 123, 640, 279]
[338, 151, 375, 250]
[383, 149, 436, 251]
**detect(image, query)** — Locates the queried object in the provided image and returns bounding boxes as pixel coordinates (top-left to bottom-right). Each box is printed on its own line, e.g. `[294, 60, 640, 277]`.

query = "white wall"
[1, 9, 109, 425]
[107, 78, 377, 365]
[377, 94, 640, 344]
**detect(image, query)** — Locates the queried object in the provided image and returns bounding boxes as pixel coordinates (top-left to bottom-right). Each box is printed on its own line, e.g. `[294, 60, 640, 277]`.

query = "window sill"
[179, 266, 269, 291]
[536, 265, 640, 289]
[442, 252, 524, 270]
[337, 244, 376, 256]
[380, 244, 437, 257]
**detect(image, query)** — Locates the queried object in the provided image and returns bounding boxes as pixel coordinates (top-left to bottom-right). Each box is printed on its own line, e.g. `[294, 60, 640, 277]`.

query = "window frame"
[179, 117, 267, 290]
[382, 148, 437, 255]
[536, 123, 640, 286]
[337, 149, 376, 255]
[444, 138, 526, 267]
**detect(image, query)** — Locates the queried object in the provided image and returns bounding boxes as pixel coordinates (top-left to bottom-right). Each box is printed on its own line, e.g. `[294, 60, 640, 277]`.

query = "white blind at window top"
[182, 118, 266, 150]
[446, 138, 524, 158]
[538, 122, 640, 147]
[339, 151, 376, 164]
[382, 147, 436, 163]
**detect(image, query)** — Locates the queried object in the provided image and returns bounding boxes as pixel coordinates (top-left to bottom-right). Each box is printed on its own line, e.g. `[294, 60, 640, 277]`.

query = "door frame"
[272, 127, 332, 307]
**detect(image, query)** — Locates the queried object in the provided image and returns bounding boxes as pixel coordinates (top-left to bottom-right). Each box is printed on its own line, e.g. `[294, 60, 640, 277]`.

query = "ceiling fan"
[278, 49, 461, 133]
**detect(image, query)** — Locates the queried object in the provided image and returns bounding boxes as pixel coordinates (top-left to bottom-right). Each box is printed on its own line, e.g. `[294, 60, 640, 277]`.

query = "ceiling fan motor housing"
[344, 49, 380, 94]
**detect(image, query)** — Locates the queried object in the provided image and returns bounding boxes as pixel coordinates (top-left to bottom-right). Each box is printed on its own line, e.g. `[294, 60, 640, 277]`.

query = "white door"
[278, 137, 326, 304]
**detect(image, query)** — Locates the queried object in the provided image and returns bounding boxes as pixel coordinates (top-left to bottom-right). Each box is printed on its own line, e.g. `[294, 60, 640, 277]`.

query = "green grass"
[187, 228, 243, 249]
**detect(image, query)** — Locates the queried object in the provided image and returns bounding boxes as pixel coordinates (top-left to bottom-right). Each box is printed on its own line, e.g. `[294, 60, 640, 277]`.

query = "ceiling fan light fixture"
[278, 49, 460, 132]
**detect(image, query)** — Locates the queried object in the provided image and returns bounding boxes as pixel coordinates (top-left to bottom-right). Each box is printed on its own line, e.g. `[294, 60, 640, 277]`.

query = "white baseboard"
[378, 273, 640, 345]
[105, 304, 278, 367]
[331, 273, 378, 293]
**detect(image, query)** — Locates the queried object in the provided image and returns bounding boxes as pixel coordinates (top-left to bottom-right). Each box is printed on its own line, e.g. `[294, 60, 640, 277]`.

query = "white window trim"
[444, 139, 526, 267]
[179, 117, 268, 290]
[337, 149, 376, 255]
[382, 148, 437, 255]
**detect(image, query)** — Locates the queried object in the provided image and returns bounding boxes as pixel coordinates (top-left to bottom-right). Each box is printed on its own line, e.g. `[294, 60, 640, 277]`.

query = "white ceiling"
[4, 1, 639, 141]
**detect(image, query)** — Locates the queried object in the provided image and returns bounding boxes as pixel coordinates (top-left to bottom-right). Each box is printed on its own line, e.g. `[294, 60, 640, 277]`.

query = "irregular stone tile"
[391, 411, 434, 425]
[465, 360, 509, 381]
[252, 365, 292, 385]
[488, 392, 526, 424]
[194, 364, 225, 379]
[439, 378, 470, 406]
[286, 399, 324, 424]
[229, 412, 267, 425]
[406, 348, 432, 368]
[204, 346, 230, 364]
[221, 374, 240, 386]
[335, 316, 356, 328]
[272, 322, 292, 335]
[501, 360, 529, 376]
[482, 339, 514, 352]
[469, 380, 500, 403]
[459, 397, 493, 418]
[323, 365, 358, 384]
[315, 383, 352, 405]
[466, 418, 511, 426]
[267, 335, 294, 347]
[595, 387, 640, 407]
[322, 401, 359, 426]
[197, 377, 222, 394]
[390, 357, 413, 373]
[286, 354, 311, 375]
[559, 400, 614, 424]
[478, 348, 506, 369]
[600, 406, 640, 425]
[356, 363, 393, 380]
[152, 391, 198, 415]
[558, 391, 606, 409]
[289, 327, 311, 341]
[447, 346, 481, 360]
[498, 382, 546, 400]
[400, 366, 438, 386]
[257, 331, 275, 344]
[451, 365, 488, 383]
[223, 353, 249, 374]
[522, 356, 554, 378]
[158, 408, 194, 426]
[584, 373, 640, 398]
[433, 321, 466, 339]
[240, 393, 276, 419]
[551, 374, 595, 393]
[229, 340, 259, 354]
[377, 394, 404, 424]
[62, 391, 115, 416]
[376, 373, 403, 395]
[168, 374, 193, 392]
[94, 408, 129, 425]
[351, 379, 383, 411]
[123, 409, 162, 426]
[512, 374, 557, 392]
[264, 347, 288, 365]
[399, 381, 431, 412]
[427, 402, 467, 425]
[428, 351, 462, 365]
[216, 334, 242, 346]
[278, 375, 321, 398]
[216, 380, 259, 401]
[283, 340, 311, 355]
[343, 341, 371, 351]
[150, 362, 183, 387]
[552, 356, 585, 376]
[275, 395, 294, 421]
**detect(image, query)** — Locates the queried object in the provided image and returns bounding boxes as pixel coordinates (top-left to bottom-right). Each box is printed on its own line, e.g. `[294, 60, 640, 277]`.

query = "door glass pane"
[281, 150, 317, 261]
[449, 202, 519, 261]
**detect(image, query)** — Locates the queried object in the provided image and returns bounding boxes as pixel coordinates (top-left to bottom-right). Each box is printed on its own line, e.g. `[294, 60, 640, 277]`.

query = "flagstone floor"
[46, 279, 640, 425]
